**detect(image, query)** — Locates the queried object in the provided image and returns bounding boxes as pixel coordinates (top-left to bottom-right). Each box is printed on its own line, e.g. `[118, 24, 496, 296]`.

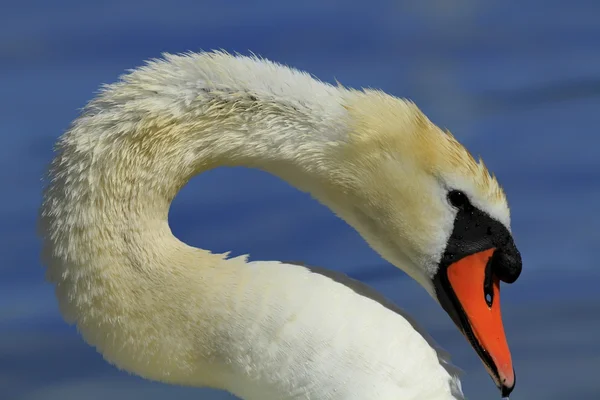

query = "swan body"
[39, 51, 521, 399]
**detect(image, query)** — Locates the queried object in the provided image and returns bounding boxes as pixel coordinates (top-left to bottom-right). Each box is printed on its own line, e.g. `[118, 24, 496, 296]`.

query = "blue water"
[2, 1, 599, 399]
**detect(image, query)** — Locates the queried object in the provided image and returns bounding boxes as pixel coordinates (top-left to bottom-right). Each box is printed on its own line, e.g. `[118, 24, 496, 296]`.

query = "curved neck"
[40, 54, 368, 390]
[52, 57, 352, 258]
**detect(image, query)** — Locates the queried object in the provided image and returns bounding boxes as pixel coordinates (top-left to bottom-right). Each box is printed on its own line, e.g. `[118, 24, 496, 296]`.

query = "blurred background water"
[2, 0, 599, 399]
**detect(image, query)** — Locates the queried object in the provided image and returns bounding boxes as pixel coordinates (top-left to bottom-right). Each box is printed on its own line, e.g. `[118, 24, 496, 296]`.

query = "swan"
[39, 51, 522, 399]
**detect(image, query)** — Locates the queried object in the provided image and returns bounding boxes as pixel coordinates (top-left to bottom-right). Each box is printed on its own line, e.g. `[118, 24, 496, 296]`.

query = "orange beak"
[435, 248, 515, 396]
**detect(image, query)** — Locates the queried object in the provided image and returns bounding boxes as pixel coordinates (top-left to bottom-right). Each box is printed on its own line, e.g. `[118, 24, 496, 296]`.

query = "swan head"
[331, 90, 522, 396]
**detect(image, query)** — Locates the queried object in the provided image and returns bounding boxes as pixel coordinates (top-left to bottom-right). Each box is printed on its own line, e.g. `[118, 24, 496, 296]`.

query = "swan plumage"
[39, 51, 521, 399]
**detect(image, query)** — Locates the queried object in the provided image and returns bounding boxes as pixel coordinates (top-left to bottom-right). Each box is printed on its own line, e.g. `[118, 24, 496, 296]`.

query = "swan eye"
[448, 190, 471, 209]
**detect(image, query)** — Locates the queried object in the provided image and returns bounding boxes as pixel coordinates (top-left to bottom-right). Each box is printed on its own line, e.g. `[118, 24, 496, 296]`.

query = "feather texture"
[38, 51, 511, 399]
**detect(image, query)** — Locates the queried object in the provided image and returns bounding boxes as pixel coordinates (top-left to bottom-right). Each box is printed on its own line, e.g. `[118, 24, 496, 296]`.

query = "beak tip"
[501, 386, 514, 398]
[499, 369, 515, 397]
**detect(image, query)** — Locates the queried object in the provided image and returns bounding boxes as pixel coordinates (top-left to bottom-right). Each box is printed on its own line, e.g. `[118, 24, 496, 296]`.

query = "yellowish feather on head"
[342, 89, 507, 210]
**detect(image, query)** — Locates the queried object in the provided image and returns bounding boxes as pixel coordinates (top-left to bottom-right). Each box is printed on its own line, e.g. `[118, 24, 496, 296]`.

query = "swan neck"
[39, 63, 353, 388]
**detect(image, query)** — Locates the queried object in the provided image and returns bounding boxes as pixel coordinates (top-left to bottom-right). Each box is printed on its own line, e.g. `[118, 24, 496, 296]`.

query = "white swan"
[39, 51, 522, 399]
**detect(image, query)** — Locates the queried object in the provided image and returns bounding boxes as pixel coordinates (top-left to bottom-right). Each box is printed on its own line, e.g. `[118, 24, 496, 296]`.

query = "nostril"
[484, 254, 495, 306]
